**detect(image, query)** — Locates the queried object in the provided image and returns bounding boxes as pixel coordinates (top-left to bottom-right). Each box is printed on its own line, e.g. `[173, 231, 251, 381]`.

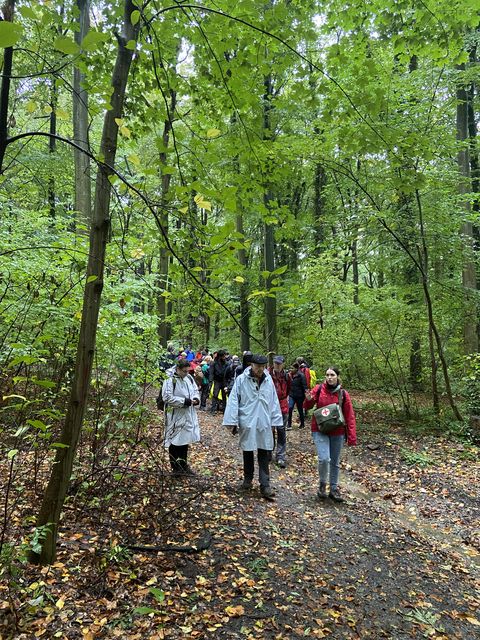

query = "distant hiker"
[225, 355, 240, 395]
[304, 366, 357, 502]
[209, 349, 228, 413]
[199, 355, 213, 410]
[296, 357, 311, 388]
[235, 350, 253, 379]
[161, 359, 201, 476]
[268, 355, 290, 468]
[223, 354, 283, 500]
[288, 362, 307, 429]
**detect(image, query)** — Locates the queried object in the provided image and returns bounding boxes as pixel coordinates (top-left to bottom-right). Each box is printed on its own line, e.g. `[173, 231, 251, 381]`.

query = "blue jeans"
[311, 431, 344, 489]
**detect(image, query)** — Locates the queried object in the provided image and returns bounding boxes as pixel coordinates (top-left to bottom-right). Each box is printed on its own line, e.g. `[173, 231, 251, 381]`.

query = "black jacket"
[289, 371, 307, 399]
[210, 359, 228, 383]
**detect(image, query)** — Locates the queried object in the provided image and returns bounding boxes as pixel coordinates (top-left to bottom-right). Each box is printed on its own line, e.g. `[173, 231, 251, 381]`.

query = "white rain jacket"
[162, 373, 200, 448]
[223, 367, 283, 451]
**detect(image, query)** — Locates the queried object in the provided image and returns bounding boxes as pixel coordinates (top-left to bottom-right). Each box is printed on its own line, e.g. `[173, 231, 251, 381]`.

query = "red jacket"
[269, 368, 291, 414]
[304, 383, 357, 445]
[299, 365, 311, 388]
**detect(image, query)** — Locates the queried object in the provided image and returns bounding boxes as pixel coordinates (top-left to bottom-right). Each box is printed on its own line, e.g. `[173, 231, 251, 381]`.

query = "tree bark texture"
[31, 0, 139, 565]
[73, 0, 91, 226]
[457, 65, 479, 354]
[0, 0, 15, 174]
[263, 74, 277, 355]
[157, 88, 177, 347]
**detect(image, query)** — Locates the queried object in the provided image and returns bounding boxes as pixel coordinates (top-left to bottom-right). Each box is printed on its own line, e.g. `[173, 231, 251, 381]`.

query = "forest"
[0, 0, 479, 638]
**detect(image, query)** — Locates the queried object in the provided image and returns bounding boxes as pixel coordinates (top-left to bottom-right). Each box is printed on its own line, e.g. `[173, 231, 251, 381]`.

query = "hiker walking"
[268, 355, 291, 468]
[223, 354, 283, 500]
[304, 366, 357, 502]
[209, 349, 228, 413]
[161, 359, 200, 475]
[288, 362, 307, 429]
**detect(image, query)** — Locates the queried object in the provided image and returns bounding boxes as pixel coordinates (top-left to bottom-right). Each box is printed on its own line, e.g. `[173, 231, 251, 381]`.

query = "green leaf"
[125, 39, 136, 50]
[87, 275, 98, 283]
[50, 442, 69, 449]
[0, 22, 23, 48]
[54, 36, 80, 55]
[7, 449, 18, 459]
[81, 30, 109, 51]
[32, 379, 56, 389]
[27, 419, 50, 432]
[133, 607, 158, 615]
[18, 6, 37, 20]
[149, 588, 165, 603]
[131, 10, 141, 25]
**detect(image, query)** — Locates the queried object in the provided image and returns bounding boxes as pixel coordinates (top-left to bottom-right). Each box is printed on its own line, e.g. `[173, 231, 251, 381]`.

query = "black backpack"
[156, 378, 176, 411]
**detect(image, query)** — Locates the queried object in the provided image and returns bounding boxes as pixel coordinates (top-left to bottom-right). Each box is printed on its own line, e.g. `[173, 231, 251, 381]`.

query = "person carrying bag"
[305, 366, 357, 502]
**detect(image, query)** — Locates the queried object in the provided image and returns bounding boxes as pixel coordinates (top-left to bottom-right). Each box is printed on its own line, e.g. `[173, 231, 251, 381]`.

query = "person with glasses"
[161, 359, 201, 476]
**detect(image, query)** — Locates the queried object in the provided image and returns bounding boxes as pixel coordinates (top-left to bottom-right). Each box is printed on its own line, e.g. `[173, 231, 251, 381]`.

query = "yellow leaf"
[130, 247, 145, 259]
[56, 597, 65, 609]
[120, 125, 131, 138]
[234, 276, 245, 283]
[467, 617, 480, 626]
[225, 605, 244, 617]
[206, 128, 221, 138]
[179, 206, 188, 213]
[128, 153, 140, 167]
[43, 105, 52, 115]
[26, 100, 36, 113]
[56, 108, 69, 120]
[114, 118, 123, 126]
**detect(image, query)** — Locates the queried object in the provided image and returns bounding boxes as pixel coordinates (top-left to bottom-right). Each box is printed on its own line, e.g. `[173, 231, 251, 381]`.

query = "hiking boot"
[277, 459, 286, 469]
[329, 487, 344, 502]
[172, 466, 195, 477]
[260, 486, 276, 500]
[317, 483, 328, 500]
[240, 479, 253, 491]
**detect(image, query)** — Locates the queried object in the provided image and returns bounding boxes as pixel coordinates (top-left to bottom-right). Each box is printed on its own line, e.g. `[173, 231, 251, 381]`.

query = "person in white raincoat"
[223, 354, 283, 499]
[162, 359, 200, 475]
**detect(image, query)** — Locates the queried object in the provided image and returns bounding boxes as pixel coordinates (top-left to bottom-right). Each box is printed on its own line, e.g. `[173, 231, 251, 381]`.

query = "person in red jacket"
[268, 355, 291, 468]
[304, 366, 357, 502]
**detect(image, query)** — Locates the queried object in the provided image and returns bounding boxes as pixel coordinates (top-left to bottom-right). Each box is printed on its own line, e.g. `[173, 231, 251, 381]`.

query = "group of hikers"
[159, 346, 357, 502]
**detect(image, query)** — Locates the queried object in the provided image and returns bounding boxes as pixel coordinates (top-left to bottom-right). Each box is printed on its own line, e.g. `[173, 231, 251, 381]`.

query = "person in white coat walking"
[162, 359, 200, 475]
[223, 354, 283, 499]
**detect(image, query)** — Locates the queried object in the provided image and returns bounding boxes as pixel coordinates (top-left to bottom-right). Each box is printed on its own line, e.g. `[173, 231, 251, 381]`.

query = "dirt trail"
[190, 409, 480, 639]
[6, 398, 479, 640]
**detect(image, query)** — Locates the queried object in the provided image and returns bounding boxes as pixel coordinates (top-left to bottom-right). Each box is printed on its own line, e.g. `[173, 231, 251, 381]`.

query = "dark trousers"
[243, 449, 270, 488]
[169, 443, 189, 471]
[211, 380, 226, 412]
[288, 396, 305, 428]
[273, 413, 288, 461]
[200, 382, 210, 408]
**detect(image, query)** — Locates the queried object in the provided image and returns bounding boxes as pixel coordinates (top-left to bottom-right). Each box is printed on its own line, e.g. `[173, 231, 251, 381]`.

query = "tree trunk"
[0, 0, 15, 174]
[30, 0, 139, 565]
[156, 87, 177, 347]
[263, 74, 277, 356]
[236, 212, 250, 352]
[73, 0, 91, 227]
[48, 79, 57, 219]
[457, 64, 479, 354]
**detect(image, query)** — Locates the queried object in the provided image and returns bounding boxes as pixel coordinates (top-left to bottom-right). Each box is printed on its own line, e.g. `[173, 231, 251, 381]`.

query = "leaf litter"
[1, 391, 479, 639]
